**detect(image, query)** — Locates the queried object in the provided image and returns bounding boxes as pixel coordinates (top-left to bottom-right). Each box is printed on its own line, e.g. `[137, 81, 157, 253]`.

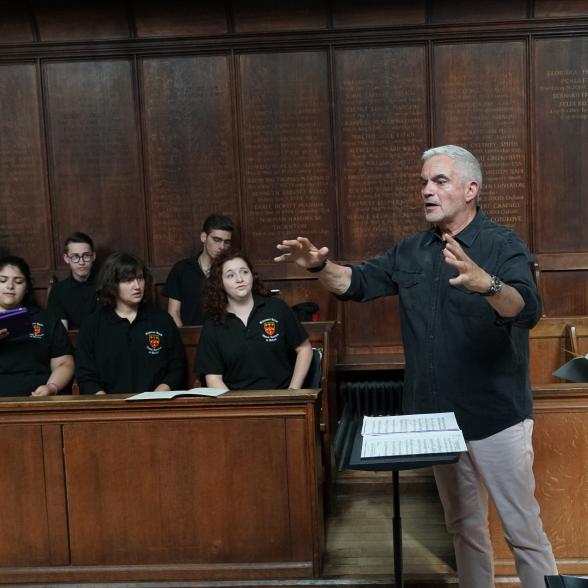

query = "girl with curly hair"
[196, 250, 312, 390]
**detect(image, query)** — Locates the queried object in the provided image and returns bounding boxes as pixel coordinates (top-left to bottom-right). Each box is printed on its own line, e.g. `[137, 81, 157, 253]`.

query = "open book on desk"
[361, 412, 467, 458]
[127, 388, 228, 401]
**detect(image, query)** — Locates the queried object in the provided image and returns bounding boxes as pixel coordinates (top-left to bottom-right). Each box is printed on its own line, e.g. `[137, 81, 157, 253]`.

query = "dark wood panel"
[535, 0, 588, 17]
[343, 297, 403, 349]
[262, 278, 338, 322]
[534, 37, 588, 253]
[239, 51, 335, 262]
[541, 271, 588, 317]
[233, 0, 327, 32]
[433, 41, 530, 242]
[0, 4, 34, 43]
[32, 1, 130, 41]
[490, 408, 588, 568]
[140, 55, 239, 266]
[332, 0, 425, 28]
[0, 63, 51, 268]
[335, 46, 428, 260]
[64, 417, 305, 565]
[44, 59, 147, 260]
[430, 0, 528, 23]
[134, 1, 228, 37]
[0, 425, 56, 566]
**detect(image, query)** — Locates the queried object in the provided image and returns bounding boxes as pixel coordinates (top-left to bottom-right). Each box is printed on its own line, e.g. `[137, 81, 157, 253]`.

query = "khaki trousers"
[433, 419, 557, 588]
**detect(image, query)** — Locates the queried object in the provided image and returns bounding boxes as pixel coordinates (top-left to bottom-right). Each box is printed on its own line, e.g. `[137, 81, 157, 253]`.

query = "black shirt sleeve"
[195, 321, 225, 376]
[159, 317, 186, 389]
[48, 316, 74, 358]
[162, 262, 182, 300]
[47, 286, 67, 322]
[75, 314, 104, 394]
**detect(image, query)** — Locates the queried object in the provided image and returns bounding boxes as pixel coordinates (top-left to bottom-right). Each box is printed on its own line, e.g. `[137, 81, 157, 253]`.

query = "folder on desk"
[0, 307, 33, 340]
[553, 356, 588, 383]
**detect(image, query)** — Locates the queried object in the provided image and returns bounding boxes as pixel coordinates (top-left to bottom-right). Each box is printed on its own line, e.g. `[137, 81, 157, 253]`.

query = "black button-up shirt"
[341, 209, 541, 440]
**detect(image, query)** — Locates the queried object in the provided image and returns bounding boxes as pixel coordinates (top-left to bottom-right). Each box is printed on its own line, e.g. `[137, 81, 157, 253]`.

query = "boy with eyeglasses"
[163, 214, 234, 327]
[47, 232, 98, 330]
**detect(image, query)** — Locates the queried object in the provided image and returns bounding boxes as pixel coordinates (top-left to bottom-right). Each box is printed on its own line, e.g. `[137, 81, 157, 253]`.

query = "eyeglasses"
[67, 253, 93, 263]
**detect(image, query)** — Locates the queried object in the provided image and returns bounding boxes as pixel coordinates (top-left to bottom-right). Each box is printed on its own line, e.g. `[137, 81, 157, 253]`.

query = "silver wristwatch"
[480, 275, 503, 297]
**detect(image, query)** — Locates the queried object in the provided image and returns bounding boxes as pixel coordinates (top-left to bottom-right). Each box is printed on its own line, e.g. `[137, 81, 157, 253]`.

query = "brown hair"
[205, 250, 269, 324]
[97, 252, 152, 309]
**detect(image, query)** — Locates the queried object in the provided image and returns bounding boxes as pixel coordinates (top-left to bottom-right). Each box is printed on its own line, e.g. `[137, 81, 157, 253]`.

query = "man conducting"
[163, 213, 234, 327]
[276, 145, 556, 588]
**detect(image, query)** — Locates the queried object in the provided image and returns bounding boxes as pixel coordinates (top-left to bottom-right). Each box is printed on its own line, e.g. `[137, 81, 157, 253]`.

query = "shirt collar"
[105, 304, 149, 324]
[424, 207, 485, 249]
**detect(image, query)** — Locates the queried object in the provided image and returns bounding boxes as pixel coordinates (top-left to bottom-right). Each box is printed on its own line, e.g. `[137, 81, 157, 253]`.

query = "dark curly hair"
[97, 252, 152, 309]
[205, 250, 269, 324]
[0, 255, 34, 306]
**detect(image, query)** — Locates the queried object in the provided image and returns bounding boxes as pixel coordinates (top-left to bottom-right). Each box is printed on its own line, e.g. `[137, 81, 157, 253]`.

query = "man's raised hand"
[275, 237, 329, 270]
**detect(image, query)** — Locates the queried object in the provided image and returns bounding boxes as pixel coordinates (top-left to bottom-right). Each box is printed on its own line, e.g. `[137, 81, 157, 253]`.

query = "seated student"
[76, 252, 185, 395]
[163, 213, 234, 327]
[196, 250, 312, 390]
[47, 231, 97, 330]
[0, 256, 74, 397]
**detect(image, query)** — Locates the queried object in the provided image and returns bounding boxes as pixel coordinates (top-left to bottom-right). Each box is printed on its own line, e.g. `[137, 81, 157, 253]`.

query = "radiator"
[334, 380, 403, 470]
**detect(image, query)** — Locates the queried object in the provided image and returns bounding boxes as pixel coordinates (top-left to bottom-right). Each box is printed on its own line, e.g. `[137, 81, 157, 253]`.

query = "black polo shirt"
[340, 209, 541, 441]
[196, 295, 309, 390]
[47, 275, 97, 329]
[0, 306, 73, 396]
[162, 257, 206, 325]
[76, 304, 186, 394]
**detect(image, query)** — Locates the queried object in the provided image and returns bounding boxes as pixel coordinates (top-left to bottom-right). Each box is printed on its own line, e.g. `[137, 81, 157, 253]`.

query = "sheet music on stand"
[361, 412, 467, 458]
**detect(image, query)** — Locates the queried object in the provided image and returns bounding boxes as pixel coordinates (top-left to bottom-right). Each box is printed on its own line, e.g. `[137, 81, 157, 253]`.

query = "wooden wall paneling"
[238, 50, 336, 263]
[331, 0, 426, 28]
[534, 37, 588, 253]
[0, 5, 35, 43]
[334, 46, 429, 261]
[43, 59, 147, 261]
[32, 1, 131, 41]
[433, 41, 530, 243]
[232, 1, 328, 32]
[262, 280, 337, 321]
[0, 62, 52, 267]
[63, 418, 300, 565]
[489, 399, 588, 575]
[342, 297, 404, 354]
[429, 0, 529, 23]
[0, 424, 64, 566]
[134, 1, 228, 37]
[540, 271, 588, 317]
[140, 55, 239, 266]
[534, 1, 588, 17]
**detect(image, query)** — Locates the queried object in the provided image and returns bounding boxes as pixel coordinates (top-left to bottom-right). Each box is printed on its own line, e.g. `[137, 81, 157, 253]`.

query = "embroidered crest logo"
[260, 317, 279, 342]
[30, 322, 44, 339]
[145, 331, 163, 354]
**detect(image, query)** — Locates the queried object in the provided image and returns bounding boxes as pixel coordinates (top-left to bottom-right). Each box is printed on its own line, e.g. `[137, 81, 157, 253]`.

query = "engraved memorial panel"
[335, 46, 429, 260]
[44, 60, 146, 258]
[534, 37, 588, 252]
[0, 63, 51, 268]
[332, 0, 425, 28]
[134, 1, 227, 37]
[434, 41, 529, 241]
[239, 51, 335, 260]
[141, 55, 238, 265]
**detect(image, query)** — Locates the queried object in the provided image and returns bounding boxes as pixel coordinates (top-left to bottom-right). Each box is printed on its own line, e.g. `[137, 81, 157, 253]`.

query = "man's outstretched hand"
[275, 237, 329, 270]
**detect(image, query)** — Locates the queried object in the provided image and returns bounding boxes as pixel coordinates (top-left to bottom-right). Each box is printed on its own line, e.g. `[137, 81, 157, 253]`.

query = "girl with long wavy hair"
[196, 250, 312, 390]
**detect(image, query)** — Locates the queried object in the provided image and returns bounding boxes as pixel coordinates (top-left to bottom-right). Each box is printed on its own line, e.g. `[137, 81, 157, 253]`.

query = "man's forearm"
[484, 283, 525, 318]
[317, 261, 353, 295]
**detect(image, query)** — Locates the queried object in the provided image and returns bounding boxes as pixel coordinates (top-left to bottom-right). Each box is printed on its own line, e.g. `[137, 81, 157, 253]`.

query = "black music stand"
[344, 419, 461, 588]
